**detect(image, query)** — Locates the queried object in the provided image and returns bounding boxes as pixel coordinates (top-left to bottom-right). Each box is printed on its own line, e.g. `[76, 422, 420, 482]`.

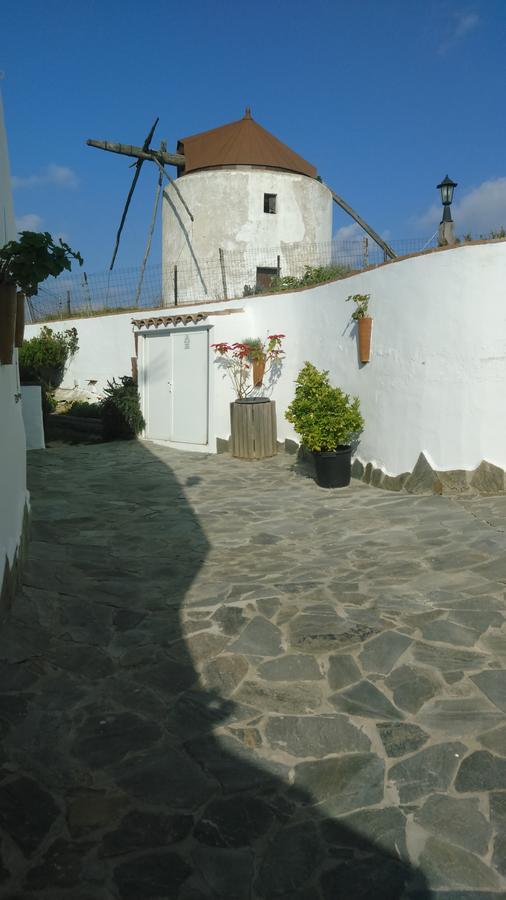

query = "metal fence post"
[219, 248, 228, 300]
[363, 237, 369, 269]
[174, 265, 178, 306]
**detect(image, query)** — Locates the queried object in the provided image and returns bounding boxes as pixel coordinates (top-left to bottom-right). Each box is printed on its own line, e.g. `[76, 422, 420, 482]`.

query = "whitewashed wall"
[0, 92, 28, 611]
[26, 239, 506, 476]
[247, 240, 506, 475]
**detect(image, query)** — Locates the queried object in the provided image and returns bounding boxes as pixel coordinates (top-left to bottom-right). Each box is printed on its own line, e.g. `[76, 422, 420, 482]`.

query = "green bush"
[269, 264, 352, 293]
[102, 377, 145, 440]
[65, 401, 102, 419]
[285, 362, 364, 452]
[19, 326, 79, 430]
[0, 231, 82, 297]
[19, 326, 78, 388]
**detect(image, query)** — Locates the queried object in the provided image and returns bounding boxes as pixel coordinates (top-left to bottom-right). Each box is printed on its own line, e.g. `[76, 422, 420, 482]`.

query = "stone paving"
[0, 441, 505, 898]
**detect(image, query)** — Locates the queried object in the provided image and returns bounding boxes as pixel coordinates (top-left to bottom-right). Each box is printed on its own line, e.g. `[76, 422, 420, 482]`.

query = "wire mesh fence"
[27, 235, 438, 323]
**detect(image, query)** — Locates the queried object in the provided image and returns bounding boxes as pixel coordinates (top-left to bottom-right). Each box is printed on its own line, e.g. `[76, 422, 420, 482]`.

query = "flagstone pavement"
[0, 440, 506, 899]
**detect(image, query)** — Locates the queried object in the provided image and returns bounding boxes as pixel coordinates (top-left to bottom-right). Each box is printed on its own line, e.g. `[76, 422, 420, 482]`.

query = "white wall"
[21, 386, 45, 451]
[162, 168, 333, 304]
[245, 239, 506, 476]
[26, 239, 506, 476]
[0, 92, 28, 605]
[30, 311, 142, 396]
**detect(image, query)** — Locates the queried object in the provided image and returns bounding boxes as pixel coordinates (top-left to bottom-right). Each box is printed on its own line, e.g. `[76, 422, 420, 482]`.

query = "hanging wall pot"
[15, 292, 25, 348]
[358, 316, 373, 363]
[0, 282, 17, 365]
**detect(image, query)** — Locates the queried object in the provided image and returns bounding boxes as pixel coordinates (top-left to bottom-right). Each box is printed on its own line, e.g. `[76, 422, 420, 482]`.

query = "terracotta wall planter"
[15, 292, 25, 348]
[252, 358, 266, 387]
[0, 282, 17, 365]
[358, 316, 373, 363]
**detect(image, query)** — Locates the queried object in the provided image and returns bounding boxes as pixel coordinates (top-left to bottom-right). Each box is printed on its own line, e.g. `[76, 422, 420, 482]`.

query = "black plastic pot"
[313, 446, 352, 488]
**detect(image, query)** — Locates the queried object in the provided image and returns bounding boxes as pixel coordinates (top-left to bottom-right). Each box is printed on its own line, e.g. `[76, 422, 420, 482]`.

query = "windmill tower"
[162, 109, 332, 304]
[87, 110, 395, 307]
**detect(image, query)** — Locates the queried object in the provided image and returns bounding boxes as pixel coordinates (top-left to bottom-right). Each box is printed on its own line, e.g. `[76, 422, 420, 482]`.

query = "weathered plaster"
[162, 167, 333, 304]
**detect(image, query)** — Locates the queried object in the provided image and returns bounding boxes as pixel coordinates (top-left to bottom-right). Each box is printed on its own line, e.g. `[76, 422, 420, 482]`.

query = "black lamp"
[437, 175, 458, 223]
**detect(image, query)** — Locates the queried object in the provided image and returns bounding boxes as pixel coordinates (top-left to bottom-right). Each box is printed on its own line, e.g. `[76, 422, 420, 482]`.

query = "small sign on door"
[184, 336, 190, 350]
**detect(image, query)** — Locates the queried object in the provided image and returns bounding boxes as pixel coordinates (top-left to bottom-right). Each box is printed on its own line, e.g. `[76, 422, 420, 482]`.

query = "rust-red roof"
[177, 109, 317, 178]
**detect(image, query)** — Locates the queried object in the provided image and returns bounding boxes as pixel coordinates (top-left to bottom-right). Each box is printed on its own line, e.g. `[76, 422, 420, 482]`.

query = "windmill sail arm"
[327, 187, 396, 259]
[152, 158, 194, 222]
[87, 139, 184, 168]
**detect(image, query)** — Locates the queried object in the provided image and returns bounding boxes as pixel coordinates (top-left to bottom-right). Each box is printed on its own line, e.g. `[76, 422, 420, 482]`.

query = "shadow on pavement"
[0, 440, 430, 899]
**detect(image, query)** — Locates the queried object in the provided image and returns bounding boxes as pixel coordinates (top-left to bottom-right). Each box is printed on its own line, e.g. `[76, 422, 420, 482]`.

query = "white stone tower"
[162, 109, 332, 304]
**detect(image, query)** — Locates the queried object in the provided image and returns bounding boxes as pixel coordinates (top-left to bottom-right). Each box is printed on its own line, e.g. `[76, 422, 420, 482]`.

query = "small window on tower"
[264, 193, 277, 214]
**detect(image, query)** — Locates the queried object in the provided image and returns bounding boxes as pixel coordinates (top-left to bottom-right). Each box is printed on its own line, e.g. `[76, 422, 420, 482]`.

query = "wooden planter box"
[230, 399, 277, 460]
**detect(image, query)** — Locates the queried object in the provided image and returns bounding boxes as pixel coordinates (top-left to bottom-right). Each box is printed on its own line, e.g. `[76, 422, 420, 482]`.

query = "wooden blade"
[152, 156, 194, 222]
[109, 118, 159, 270]
[142, 117, 159, 152]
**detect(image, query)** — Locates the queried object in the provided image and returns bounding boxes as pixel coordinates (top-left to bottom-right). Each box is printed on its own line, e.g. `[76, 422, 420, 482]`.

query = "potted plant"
[211, 334, 285, 398]
[346, 293, 372, 363]
[211, 334, 285, 459]
[0, 231, 83, 364]
[285, 362, 364, 488]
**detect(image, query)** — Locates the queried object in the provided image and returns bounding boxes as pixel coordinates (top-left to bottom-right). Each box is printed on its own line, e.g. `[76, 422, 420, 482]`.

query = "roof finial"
[244, 106, 252, 119]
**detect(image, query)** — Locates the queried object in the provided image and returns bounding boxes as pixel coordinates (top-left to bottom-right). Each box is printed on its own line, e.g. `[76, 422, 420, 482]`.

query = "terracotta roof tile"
[132, 313, 208, 330]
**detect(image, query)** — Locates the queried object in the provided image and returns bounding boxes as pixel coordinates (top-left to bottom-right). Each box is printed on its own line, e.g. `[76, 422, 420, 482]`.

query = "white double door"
[144, 329, 209, 446]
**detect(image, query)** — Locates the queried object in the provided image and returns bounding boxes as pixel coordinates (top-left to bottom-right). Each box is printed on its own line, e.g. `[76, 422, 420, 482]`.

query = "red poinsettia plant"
[211, 334, 285, 399]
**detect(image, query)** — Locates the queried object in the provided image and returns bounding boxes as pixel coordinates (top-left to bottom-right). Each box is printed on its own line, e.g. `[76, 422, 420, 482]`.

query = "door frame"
[138, 325, 215, 453]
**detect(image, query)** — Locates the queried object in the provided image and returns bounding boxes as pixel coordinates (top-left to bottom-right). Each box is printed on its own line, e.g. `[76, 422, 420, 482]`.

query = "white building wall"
[26, 240, 506, 477]
[247, 240, 506, 475]
[162, 168, 333, 304]
[0, 92, 28, 613]
[21, 386, 45, 451]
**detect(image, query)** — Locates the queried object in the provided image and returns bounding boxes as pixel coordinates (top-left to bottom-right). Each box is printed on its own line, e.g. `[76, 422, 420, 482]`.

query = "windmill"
[87, 114, 395, 306]
[87, 119, 194, 305]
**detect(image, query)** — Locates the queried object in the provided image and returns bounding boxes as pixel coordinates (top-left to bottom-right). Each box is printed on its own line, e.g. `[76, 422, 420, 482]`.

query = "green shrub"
[0, 231, 82, 296]
[268, 275, 301, 292]
[41, 388, 58, 422]
[285, 362, 364, 452]
[19, 326, 79, 430]
[102, 377, 145, 440]
[269, 264, 352, 293]
[19, 326, 78, 388]
[65, 401, 102, 419]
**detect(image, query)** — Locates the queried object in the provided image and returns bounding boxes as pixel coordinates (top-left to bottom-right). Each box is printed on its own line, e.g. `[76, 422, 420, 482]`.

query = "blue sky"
[2, 0, 506, 272]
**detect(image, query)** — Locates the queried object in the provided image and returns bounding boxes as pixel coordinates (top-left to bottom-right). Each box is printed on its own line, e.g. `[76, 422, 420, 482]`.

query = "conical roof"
[177, 109, 316, 178]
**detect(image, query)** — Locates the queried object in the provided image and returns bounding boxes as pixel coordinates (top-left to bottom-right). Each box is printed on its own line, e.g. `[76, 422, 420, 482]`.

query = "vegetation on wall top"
[268, 264, 352, 293]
